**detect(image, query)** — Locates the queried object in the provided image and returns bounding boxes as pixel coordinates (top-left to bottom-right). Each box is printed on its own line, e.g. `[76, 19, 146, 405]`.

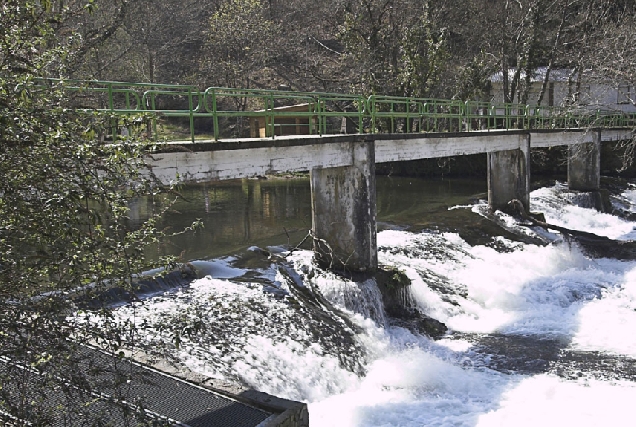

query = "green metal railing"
[42, 79, 636, 142]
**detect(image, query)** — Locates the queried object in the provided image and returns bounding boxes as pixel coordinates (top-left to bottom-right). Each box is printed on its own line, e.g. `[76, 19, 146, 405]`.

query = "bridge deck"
[147, 129, 632, 184]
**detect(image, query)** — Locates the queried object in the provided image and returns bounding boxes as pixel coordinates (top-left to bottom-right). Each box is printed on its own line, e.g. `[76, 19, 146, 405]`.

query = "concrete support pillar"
[568, 130, 601, 191]
[310, 140, 377, 273]
[487, 133, 531, 211]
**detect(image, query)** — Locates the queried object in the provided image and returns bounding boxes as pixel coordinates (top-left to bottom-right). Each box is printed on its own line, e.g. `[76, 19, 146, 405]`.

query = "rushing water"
[117, 175, 636, 426]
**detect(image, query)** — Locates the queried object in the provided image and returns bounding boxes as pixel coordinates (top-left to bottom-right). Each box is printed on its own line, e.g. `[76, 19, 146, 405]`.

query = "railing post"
[505, 104, 511, 130]
[406, 98, 411, 133]
[210, 90, 219, 141]
[358, 96, 365, 134]
[107, 83, 117, 143]
[319, 97, 326, 135]
[265, 94, 274, 139]
[188, 87, 195, 143]
[146, 89, 158, 139]
[464, 101, 470, 132]
[369, 96, 377, 133]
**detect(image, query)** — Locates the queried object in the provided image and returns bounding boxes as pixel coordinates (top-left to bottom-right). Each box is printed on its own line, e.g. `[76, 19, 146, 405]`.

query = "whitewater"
[114, 181, 636, 426]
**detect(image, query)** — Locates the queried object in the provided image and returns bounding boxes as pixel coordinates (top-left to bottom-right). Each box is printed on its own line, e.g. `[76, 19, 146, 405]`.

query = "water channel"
[119, 174, 636, 426]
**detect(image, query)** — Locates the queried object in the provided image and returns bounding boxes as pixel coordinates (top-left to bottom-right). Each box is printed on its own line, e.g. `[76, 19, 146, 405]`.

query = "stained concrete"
[568, 130, 601, 191]
[310, 139, 377, 273]
[487, 134, 531, 211]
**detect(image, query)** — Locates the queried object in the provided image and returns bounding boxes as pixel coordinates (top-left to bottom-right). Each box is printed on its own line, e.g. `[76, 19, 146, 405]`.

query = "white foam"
[309, 337, 510, 427]
[572, 264, 636, 357]
[107, 181, 636, 427]
[378, 229, 613, 337]
[475, 375, 636, 427]
[188, 258, 248, 279]
[619, 187, 636, 212]
[446, 244, 614, 336]
[532, 184, 636, 240]
[235, 336, 359, 402]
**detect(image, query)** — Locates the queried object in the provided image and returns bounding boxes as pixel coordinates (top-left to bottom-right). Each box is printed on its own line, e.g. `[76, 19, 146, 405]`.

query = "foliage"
[203, 0, 281, 90]
[337, 0, 449, 97]
[0, 1, 197, 424]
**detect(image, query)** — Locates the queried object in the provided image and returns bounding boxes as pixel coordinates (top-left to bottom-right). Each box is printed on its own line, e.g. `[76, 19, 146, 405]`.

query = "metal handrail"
[38, 79, 636, 142]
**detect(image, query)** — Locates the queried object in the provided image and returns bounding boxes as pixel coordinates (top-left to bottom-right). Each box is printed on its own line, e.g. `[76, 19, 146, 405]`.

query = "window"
[618, 84, 631, 104]
[579, 85, 591, 104]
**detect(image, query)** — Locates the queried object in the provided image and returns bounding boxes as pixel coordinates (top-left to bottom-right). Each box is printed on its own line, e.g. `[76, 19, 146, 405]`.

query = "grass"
[153, 121, 216, 142]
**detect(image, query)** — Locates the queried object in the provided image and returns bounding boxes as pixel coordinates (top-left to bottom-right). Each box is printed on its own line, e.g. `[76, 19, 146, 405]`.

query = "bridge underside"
[148, 128, 632, 273]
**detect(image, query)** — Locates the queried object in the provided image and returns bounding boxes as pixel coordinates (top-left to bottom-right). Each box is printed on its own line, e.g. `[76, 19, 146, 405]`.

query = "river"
[117, 175, 636, 426]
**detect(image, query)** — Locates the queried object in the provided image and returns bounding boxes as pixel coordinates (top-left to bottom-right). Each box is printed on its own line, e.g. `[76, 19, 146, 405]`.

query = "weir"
[148, 128, 632, 273]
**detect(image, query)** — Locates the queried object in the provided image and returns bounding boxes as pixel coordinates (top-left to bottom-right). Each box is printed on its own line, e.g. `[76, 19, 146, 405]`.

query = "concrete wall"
[568, 130, 601, 191]
[262, 404, 309, 427]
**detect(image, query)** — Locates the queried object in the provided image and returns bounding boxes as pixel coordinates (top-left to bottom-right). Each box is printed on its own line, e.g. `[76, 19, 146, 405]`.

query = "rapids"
[113, 178, 636, 426]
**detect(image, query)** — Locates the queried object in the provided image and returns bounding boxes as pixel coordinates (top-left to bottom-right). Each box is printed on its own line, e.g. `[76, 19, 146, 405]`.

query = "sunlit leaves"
[0, 1, 199, 424]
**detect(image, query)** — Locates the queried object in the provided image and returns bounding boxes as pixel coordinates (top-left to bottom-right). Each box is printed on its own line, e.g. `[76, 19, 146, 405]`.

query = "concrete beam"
[601, 129, 633, 142]
[487, 134, 531, 211]
[147, 135, 366, 184]
[374, 131, 523, 162]
[568, 130, 601, 191]
[147, 129, 631, 184]
[529, 130, 592, 148]
[310, 140, 377, 273]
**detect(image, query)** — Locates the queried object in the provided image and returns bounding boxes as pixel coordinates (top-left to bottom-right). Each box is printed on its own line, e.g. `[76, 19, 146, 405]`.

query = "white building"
[489, 67, 636, 113]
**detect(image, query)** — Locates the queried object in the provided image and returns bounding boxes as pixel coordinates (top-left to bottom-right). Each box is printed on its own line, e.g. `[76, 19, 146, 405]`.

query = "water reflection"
[128, 176, 489, 262]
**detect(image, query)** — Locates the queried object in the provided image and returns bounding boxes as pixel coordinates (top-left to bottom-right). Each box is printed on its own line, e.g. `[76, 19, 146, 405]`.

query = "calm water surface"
[132, 176, 489, 261]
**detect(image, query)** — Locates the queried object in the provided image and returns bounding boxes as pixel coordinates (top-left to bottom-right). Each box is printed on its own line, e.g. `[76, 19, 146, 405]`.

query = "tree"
[118, 0, 212, 84]
[0, 1, 194, 424]
[201, 0, 281, 90]
[335, 0, 449, 97]
[577, 0, 636, 168]
[52, 0, 214, 84]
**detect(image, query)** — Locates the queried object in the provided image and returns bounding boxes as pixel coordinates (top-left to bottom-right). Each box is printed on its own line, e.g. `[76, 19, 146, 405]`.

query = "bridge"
[54, 79, 635, 274]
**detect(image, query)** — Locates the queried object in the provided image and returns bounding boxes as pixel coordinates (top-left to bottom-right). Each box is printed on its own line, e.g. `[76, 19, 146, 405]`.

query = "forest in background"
[53, 0, 636, 107]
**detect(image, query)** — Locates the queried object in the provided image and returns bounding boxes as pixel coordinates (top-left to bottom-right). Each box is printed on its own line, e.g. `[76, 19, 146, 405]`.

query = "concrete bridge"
[46, 78, 635, 273]
[147, 127, 632, 273]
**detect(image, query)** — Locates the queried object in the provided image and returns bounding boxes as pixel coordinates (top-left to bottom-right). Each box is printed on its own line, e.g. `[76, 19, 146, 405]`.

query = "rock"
[376, 266, 448, 339]
[416, 316, 448, 338]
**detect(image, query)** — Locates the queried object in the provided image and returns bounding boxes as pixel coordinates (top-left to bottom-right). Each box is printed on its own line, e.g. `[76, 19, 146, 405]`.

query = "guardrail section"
[40, 79, 636, 142]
